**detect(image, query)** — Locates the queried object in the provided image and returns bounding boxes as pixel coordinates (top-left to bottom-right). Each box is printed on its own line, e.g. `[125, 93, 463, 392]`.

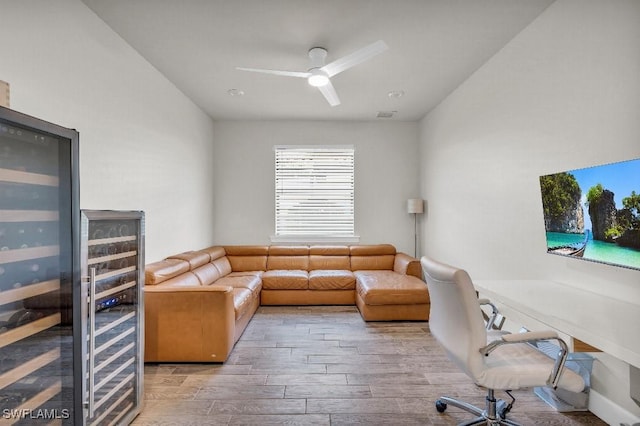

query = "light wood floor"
[133, 306, 606, 425]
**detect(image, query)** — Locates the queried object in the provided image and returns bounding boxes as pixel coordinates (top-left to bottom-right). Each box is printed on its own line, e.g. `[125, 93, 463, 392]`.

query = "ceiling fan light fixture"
[307, 69, 329, 87]
[236, 40, 387, 106]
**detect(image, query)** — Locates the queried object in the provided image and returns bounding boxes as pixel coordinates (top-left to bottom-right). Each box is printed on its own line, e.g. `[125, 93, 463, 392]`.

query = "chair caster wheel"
[435, 399, 447, 413]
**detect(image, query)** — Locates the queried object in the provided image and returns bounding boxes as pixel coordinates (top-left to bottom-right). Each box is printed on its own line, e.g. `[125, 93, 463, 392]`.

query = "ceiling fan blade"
[321, 40, 388, 77]
[236, 67, 310, 78]
[318, 80, 341, 106]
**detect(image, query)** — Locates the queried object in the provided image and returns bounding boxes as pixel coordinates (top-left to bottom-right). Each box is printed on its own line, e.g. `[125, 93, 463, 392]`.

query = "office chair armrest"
[478, 299, 504, 331]
[501, 330, 558, 342]
[479, 331, 570, 389]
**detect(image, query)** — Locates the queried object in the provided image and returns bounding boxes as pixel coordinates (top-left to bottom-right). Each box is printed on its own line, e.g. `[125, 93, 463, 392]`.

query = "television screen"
[539, 158, 640, 271]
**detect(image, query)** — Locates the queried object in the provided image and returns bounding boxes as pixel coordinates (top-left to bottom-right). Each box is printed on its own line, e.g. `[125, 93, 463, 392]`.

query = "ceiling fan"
[236, 40, 388, 107]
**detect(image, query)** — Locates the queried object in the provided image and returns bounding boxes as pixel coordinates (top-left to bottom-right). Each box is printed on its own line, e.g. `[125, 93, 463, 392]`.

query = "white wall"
[418, 0, 640, 421]
[0, 0, 216, 262]
[212, 120, 420, 255]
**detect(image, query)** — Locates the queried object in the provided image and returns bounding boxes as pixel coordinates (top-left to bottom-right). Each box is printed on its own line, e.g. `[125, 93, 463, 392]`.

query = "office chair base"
[435, 393, 521, 426]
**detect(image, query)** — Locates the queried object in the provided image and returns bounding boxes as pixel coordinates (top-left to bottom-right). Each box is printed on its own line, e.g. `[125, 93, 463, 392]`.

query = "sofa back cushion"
[212, 256, 232, 276]
[309, 245, 350, 270]
[157, 271, 201, 287]
[349, 244, 396, 271]
[225, 245, 268, 272]
[201, 245, 233, 276]
[267, 245, 309, 270]
[202, 246, 226, 261]
[192, 263, 221, 285]
[167, 251, 211, 269]
[145, 258, 190, 285]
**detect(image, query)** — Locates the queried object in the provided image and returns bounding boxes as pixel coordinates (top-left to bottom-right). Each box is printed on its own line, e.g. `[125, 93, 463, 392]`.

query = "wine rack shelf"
[0, 245, 60, 263]
[94, 281, 136, 303]
[0, 380, 63, 425]
[0, 167, 59, 187]
[94, 389, 134, 426]
[0, 347, 60, 390]
[0, 279, 60, 306]
[0, 209, 59, 222]
[0, 313, 61, 348]
[88, 250, 137, 266]
[87, 235, 136, 246]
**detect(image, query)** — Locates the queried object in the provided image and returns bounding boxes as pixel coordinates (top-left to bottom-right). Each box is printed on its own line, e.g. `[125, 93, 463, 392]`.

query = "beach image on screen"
[539, 158, 640, 271]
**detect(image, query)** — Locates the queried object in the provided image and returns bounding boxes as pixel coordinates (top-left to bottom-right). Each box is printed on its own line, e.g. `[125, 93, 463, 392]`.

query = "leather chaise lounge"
[144, 244, 430, 362]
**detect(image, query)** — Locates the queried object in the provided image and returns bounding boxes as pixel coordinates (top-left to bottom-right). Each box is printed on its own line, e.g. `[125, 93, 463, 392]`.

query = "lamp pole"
[407, 198, 424, 258]
[413, 212, 418, 258]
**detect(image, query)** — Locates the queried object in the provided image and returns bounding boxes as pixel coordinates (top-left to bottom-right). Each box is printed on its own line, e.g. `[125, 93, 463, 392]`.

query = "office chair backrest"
[421, 256, 487, 380]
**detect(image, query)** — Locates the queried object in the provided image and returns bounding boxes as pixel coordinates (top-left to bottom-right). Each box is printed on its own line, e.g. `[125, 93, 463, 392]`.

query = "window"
[275, 146, 355, 238]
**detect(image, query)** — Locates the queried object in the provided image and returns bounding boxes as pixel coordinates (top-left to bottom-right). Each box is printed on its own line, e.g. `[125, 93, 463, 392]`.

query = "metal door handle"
[88, 266, 96, 419]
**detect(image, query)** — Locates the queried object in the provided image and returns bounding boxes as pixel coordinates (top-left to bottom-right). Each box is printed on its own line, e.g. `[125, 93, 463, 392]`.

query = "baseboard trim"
[589, 389, 640, 425]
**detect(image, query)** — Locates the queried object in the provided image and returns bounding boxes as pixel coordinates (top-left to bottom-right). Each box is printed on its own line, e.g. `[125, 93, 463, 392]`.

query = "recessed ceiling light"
[388, 90, 405, 98]
[227, 89, 245, 96]
[376, 111, 397, 118]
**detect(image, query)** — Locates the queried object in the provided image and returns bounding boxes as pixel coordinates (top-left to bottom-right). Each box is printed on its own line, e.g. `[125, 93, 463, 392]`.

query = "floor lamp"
[407, 199, 424, 258]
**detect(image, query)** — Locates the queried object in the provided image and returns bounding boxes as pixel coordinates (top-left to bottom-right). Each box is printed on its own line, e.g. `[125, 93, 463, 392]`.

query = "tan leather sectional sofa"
[144, 244, 429, 362]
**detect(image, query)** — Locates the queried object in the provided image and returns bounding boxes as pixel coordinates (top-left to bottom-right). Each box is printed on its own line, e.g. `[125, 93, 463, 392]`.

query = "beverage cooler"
[0, 106, 144, 425]
[80, 210, 144, 425]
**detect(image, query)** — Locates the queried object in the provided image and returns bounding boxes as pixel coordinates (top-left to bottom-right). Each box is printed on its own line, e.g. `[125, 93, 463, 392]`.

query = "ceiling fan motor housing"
[308, 47, 328, 68]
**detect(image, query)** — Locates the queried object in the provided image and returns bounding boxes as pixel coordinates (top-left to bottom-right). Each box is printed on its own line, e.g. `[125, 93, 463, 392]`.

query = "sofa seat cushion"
[355, 271, 430, 305]
[308, 270, 355, 290]
[233, 288, 255, 321]
[216, 275, 263, 294]
[262, 270, 309, 290]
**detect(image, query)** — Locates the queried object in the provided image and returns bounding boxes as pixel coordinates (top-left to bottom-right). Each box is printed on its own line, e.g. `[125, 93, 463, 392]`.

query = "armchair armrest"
[479, 331, 570, 389]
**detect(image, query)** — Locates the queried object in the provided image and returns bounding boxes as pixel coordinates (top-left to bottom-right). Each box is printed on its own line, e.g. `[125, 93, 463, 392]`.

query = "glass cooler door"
[0, 106, 79, 425]
[81, 210, 144, 425]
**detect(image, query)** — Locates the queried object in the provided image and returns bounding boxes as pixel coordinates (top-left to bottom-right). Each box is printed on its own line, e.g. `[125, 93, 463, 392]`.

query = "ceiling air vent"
[376, 111, 396, 118]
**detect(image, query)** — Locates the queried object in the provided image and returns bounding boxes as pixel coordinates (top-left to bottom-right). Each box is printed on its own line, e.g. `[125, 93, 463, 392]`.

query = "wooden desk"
[474, 280, 640, 368]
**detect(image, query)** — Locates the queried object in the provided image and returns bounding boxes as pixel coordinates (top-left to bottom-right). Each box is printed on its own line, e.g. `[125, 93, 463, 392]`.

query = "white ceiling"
[83, 0, 554, 122]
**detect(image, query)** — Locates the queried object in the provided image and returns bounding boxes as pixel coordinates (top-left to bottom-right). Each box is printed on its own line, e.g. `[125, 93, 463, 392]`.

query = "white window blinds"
[275, 146, 355, 236]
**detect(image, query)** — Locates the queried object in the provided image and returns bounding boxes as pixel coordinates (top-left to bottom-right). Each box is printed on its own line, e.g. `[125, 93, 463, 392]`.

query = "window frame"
[271, 145, 359, 243]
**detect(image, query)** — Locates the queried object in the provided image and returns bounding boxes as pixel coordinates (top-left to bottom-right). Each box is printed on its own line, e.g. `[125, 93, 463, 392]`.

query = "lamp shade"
[407, 198, 424, 214]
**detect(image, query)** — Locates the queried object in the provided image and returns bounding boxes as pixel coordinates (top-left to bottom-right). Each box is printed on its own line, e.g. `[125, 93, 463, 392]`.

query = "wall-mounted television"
[539, 158, 640, 271]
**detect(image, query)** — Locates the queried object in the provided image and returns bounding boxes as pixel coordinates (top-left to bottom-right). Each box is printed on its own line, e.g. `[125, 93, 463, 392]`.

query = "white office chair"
[420, 256, 585, 425]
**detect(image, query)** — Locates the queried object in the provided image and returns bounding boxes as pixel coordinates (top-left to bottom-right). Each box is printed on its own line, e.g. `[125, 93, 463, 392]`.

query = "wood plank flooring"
[133, 306, 606, 425]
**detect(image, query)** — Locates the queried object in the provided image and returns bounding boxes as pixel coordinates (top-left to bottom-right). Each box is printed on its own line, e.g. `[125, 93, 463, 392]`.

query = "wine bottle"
[118, 223, 130, 237]
[31, 221, 59, 247]
[0, 222, 56, 250]
[107, 225, 118, 238]
[89, 244, 108, 258]
[91, 227, 105, 240]
[115, 258, 132, 270]
[0, 261, 44, 290]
